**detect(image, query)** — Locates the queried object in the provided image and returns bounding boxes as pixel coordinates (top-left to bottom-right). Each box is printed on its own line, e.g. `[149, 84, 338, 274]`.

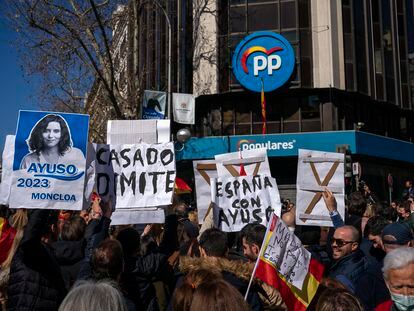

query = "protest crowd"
[0, 111, 413, 311]
[0, 178, 413, 311]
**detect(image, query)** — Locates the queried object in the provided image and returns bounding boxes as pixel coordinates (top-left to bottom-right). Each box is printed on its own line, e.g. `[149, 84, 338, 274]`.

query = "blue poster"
[10, 110, 89, 210]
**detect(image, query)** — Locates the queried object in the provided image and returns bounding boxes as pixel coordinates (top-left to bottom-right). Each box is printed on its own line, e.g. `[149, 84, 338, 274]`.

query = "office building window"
[219, 0, 312, 92]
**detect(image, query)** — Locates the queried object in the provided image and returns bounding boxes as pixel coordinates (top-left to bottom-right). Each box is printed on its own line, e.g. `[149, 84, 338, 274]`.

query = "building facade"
[182, 0, 414, 201]
[193, 0, 414, 142]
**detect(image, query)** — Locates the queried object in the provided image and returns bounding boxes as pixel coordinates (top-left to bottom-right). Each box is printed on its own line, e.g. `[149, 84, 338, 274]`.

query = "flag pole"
[244, 213, 275, 300]
[261, 78, 267, 135]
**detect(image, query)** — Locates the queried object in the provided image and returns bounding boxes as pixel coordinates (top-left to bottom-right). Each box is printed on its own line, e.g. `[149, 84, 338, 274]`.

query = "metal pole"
[152, 1, 172, 121]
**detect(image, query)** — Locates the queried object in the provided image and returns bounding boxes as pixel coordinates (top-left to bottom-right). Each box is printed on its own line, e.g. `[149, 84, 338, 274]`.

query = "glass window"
[342, 6, 352, 34]
[283, 100, 299, 121]
[230, 6, 246, 33]
[280, 1, 296, 29]
[298, 0, 310, 28]
[235, 124, 251, 135]
[281, 30, 298, 43]
[283, 122, 300, 132]
[248, 3, 278, 31]
[345, 62, 355, 90]
[302, 120, 321, 132]
[301, 57, 312, 87]
[300, 30, 311, 57]
[375, 50, 383, 74]
[301, 96, 320, 119]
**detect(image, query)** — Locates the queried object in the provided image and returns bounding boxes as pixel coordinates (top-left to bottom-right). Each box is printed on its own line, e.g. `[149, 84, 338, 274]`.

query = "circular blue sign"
[232, 31, 295, 93]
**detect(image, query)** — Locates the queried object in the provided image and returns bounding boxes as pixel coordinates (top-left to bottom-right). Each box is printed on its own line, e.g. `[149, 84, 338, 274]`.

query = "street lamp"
[152, 0, 172, 122]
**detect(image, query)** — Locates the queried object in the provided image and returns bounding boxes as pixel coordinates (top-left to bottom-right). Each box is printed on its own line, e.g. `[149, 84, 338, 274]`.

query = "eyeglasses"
[331, 238, 356, 248]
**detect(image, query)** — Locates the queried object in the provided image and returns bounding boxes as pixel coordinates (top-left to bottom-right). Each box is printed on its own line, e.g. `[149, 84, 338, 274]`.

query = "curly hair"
[27, 114, 71, 155]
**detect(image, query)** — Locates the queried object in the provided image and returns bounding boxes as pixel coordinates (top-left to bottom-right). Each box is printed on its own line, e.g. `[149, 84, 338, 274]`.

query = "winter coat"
[328, 249, 390, 310]
[51, 239, 85, 290]
[328, 250, 370, 285]
[178, 256, 272, 311]
[122, 252, 170, 311]
[7, 210, 67, 311]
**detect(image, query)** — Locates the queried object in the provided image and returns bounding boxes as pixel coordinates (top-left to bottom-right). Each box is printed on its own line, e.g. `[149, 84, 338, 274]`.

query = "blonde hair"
[2, 209, 28, 270]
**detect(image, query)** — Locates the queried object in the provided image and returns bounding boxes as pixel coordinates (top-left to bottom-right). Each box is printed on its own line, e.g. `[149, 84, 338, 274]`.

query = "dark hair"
[190, 279, 250, 311]
[316, 288, 364, 311]
[297, 226, 321, 246]
[28, 114, 71, 155]
[363, 216, 389, 237]
[240, 223, 266, 247]
[139, 235, 158, 256]
[172, 269, 221, 311]
[198, 228, 228, 257]
[347, 192, 367, 217]
[377, 202, 398, 222]
[399, 201, 411, 213]
[61, 216, 86, 241]
[91, 239, 124, 281]
[116, 227, 140, 258]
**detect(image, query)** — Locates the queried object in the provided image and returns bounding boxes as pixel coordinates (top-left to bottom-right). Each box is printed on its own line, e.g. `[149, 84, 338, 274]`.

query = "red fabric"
[239, 165, 247, 176]
[0, 218, 17, 265]
[255, 257, 324, 311]
[374, 300, 393, 311]
[256, 259, 307, 311]
[174, 177, 192, 194]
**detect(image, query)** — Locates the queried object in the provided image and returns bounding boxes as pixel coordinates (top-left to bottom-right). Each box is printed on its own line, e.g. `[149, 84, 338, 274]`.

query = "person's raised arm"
[322, 188, 344, 228]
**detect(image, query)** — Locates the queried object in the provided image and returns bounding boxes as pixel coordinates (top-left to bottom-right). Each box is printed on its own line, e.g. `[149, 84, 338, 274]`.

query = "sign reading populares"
[232, 31, 295, 92]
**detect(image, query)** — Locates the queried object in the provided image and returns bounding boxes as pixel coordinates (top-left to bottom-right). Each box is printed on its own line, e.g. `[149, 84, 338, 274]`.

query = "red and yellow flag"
[254, 214, 324, 311]
[174, 177, 192, 194]
[261, 82, 267, 134]
[0, 217, 16, 265]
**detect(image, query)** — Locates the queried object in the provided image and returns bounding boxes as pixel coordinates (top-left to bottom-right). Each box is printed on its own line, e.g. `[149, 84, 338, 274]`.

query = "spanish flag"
[0, 217, 16, 265]
[174, 177, 192, 194]
[253, 214, 324, 311]
[261, 81, 267, 134]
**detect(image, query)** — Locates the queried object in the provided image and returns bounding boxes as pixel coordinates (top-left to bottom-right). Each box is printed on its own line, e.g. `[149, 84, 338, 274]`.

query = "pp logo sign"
[232, 32, 295, 93]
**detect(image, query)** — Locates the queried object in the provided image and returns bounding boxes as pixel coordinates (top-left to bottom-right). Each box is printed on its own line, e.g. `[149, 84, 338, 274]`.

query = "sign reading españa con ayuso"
[9, 110, 89, 210]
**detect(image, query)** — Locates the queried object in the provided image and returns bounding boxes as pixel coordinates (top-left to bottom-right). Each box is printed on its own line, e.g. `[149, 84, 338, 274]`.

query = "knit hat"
[381, 223, 413, 245]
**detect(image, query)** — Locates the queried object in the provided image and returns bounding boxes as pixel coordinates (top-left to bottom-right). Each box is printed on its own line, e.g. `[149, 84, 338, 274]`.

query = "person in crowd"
[361, 203, 377, 234]
[7, 209, 67, 310]
[20, 114, 85, 169]
[173, 269, 250, 311]
[52, 215, 87, 290]
[58, 280, 127, 311]
[328, 225, 390, 309]
[177, 228, 263, 310]
[375, 247, 414, 311]
[397, 201, 412, 223]
[172, 268, 221, 310]
[315, 288, 364, 311]
[361, 181, 378, 205]
[0, 209, 27, 311]
[381, 223, 413, 253]
[402, 180, 414, 200]
[378, 201, 399, 222]
[364, 216, 388, 263]
[240, 224, 286, 310]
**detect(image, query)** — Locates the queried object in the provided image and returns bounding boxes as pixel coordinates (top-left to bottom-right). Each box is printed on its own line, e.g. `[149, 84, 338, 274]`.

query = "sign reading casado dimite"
[232, 31, 295, 93]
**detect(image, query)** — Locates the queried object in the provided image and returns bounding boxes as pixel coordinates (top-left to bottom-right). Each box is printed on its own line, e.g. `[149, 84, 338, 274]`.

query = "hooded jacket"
[7, 210, 66, 311]
[51, 239, 85, 290]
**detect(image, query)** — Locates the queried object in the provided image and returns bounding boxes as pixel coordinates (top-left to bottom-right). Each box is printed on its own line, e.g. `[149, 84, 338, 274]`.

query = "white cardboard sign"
[211, 175, 281, 232]
[296, 149, 345, 227]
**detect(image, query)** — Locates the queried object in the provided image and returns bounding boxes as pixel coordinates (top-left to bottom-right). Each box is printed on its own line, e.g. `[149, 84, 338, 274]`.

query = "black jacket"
[52, 239, 85, 290]
[7, 210, 67, 311]
[329, 249, 371, 286]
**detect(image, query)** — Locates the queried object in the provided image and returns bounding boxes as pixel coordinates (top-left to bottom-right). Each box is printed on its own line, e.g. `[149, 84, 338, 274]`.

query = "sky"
[0, 21, 39, 152]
